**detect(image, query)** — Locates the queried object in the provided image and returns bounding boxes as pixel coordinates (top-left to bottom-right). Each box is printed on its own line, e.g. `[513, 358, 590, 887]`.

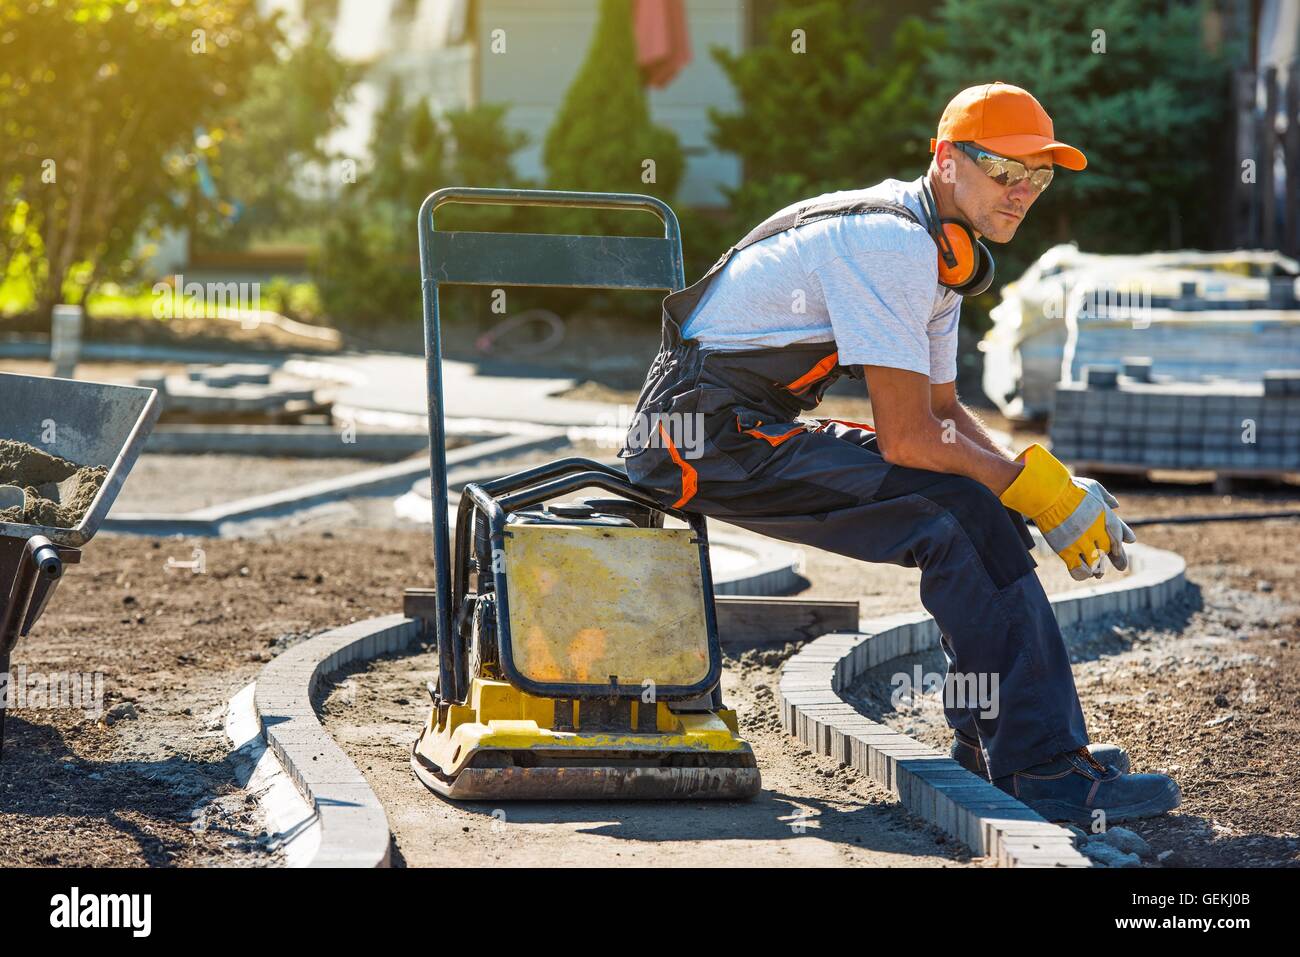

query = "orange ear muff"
[961, 239, 996, 297]
[918, 179, 996, 297]
[937, 220, 977, 287]
[936, 221, 995, 297]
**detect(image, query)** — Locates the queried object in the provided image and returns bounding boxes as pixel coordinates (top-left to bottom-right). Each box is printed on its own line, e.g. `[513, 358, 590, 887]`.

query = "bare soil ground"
[318, 639, 979, 868]
[1, 436, 1296, 868]
[111, 453, 386, 514]
[0, 526, 433, 866]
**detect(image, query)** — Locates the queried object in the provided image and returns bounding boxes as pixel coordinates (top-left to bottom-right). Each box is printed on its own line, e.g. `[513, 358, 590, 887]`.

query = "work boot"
[992, 748, 1180, 826]
[951, 729, 1130, 779]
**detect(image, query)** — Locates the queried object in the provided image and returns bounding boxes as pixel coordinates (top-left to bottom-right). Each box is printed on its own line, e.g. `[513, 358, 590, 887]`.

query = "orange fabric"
[633, 0, 692, 89]
[657, 420, 697, 508]
[928, 81, 1086, 170]
[784, 351, 839, 394]
[742, 425, 805, 447]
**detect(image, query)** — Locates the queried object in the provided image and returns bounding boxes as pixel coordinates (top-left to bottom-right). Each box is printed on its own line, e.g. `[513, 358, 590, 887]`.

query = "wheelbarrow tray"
[0, 372, 161, 547]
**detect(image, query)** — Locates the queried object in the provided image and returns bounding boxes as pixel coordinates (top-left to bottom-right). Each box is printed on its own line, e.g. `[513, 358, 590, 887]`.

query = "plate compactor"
[409, 188, 761, 800]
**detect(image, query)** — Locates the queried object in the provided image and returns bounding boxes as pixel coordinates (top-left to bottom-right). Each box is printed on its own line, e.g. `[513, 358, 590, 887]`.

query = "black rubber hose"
[1126, 509, 1300, 528]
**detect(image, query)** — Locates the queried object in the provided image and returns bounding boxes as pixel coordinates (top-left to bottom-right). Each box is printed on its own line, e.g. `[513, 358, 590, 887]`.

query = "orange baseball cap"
[930, 81, 1087, 171]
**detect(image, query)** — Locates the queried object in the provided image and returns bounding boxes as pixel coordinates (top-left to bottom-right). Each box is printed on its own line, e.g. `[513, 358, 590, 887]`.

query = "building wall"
[475, 0, 744, 206]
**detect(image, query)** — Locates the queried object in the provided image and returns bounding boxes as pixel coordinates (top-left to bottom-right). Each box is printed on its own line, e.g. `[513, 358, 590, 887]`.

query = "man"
[618, 81, 1180, 826]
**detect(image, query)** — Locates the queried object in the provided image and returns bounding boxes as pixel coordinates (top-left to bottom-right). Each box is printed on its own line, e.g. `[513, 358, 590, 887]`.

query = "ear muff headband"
[919, 181, 995, 297]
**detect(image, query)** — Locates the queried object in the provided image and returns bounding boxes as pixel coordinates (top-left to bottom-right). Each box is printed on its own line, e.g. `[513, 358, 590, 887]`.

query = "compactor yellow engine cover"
[500, 524, 714, 694]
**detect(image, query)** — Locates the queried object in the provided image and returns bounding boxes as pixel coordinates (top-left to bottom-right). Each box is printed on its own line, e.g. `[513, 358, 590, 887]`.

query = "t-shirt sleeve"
[807, 224, 940, 378]
[929, 297, 961, 385]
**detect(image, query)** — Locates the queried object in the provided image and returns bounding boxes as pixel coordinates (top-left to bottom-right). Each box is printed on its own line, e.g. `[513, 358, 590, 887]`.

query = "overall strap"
[661, 197, 926, 347]
[731, 197, 923, 257]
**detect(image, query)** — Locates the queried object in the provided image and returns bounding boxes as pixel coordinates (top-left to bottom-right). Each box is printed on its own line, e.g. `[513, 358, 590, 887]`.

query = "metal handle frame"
[417, 188, 689, 707]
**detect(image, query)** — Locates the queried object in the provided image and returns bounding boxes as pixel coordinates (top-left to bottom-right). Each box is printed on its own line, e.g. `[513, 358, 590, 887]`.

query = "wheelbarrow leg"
[0, 647, 9, 761]
[0, 536, 76, 762]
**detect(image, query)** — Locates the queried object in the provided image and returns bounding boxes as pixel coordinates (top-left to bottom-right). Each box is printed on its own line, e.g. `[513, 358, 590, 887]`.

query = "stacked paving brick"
[1051, 363, 1300, 472]
[1063, 276, 1300, 387]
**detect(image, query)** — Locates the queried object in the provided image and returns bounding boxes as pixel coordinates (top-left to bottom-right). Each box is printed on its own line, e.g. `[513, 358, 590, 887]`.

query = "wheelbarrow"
[0, 372, 160, 757]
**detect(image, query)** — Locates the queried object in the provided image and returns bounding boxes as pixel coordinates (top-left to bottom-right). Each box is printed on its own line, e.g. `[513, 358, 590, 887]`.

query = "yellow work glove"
[999, 444, 1137, 581]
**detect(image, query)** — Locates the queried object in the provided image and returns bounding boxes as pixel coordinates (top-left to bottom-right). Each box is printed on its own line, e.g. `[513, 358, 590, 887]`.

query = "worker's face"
[950, 145, 1053, 243]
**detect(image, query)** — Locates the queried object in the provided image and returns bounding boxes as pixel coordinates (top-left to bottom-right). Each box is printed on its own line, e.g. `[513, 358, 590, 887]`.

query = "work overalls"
[618, 197, 1089, 778]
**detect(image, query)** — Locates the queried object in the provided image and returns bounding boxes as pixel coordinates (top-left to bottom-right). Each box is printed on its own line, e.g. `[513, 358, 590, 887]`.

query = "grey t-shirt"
[680, 177, 962, 383]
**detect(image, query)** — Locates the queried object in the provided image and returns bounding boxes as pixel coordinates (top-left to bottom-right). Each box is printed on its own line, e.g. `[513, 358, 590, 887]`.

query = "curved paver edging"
[247, 515, 798, 868]
[707, 531, 802, 596]
[779, 539, 1187, 867]
[250, 537, 1182, 868]
[254, 614, 422, 867]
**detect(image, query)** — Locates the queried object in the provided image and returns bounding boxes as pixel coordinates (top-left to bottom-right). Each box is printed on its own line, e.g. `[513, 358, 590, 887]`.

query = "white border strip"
[252, 615, 422, 868]
[226, 682, 321, 867]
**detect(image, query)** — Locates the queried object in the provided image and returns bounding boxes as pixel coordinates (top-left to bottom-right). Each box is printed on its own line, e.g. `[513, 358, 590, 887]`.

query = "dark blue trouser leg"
[652, 424, 1090, 779]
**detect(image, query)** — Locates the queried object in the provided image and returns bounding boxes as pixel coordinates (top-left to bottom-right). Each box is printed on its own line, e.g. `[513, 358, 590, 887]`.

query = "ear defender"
[919, 182, 995, 297]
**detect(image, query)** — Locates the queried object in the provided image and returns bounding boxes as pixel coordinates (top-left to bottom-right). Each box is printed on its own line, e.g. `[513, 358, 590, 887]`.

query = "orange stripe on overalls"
[740, 423, 805, 446]
[657, 420, 697, 508]
[783, 351, 839, 394]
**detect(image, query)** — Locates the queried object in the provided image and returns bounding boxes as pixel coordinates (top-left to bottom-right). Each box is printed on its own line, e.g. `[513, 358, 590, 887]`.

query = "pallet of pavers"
[1050, 360, 1300, 484]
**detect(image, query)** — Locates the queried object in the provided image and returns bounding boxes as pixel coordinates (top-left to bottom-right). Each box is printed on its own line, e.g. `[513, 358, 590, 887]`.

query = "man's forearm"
[863, 366, 1023, 496]
[941, 401, 1014, 460]
[888, 423, 1022, 496]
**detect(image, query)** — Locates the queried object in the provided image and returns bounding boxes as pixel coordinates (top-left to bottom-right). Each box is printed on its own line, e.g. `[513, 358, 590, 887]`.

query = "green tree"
[367, 78, 428, 220]
[927, 0, 1238, 275]
[0, 0, 273, 323]
[196, 23, 357, 248]
[312, 91, 529, 324]
[543, 0, 684, 235]
[709, 0, 942, 232]
[447, 104, 528, 193]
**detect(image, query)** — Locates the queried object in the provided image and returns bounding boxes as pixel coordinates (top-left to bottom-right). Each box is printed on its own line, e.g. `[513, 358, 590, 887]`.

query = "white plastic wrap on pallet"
[981, 245, 1300, 419]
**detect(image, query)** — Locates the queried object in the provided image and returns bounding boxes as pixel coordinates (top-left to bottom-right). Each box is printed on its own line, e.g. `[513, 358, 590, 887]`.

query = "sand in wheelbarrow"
[0, 439, 107, 529]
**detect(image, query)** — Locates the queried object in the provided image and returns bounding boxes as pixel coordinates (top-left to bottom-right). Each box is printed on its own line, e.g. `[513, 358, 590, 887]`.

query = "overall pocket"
[622, 386, 750, 496]
[710, 406, 813, 478]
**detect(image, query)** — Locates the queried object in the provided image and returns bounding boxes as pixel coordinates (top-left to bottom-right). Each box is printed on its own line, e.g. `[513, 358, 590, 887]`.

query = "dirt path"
[319, 639, 978, 868]
[3, 434, 1296, 867]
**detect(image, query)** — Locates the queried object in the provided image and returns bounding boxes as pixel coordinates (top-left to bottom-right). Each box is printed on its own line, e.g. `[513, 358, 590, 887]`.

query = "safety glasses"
[954, 141, 1054, 193]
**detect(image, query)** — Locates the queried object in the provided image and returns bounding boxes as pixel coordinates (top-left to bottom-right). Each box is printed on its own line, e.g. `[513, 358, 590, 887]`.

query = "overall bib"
[617, 197, 1089, 778]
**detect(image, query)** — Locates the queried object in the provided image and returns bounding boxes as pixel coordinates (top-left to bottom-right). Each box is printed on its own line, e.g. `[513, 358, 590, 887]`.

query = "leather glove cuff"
[998, 444, 1073, 520]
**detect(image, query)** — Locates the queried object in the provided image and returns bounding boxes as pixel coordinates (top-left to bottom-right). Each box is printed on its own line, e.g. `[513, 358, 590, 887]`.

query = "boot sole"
[1024, 779, 1181, 827]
